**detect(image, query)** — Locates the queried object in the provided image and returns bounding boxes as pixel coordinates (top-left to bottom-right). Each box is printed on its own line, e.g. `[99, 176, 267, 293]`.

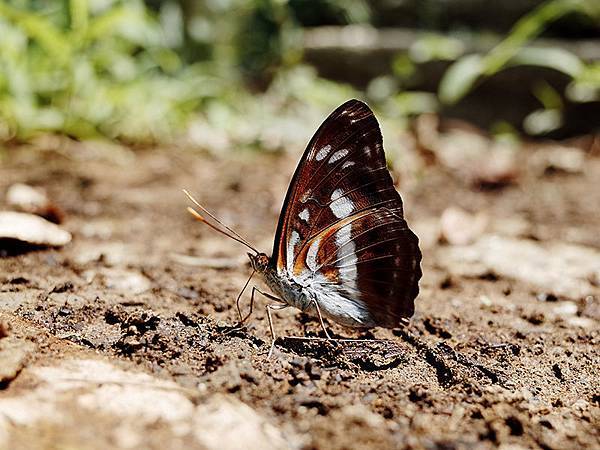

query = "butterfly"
[185, 99, 422, 356]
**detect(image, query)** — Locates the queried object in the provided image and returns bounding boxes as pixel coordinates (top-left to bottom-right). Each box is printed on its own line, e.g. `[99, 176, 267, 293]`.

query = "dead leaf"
[0, 211, 71, 249]
[6, 183, 64, 223]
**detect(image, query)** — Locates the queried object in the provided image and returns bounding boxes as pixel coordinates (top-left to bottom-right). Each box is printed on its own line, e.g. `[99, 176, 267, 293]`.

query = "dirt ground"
[0, 131, 598, 449]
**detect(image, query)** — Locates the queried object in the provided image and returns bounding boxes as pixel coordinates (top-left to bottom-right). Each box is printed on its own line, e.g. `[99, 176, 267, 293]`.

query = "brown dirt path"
[0, 141, 598, 449]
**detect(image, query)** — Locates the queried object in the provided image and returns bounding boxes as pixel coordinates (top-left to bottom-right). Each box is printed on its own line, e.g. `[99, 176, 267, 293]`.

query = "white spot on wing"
[306, 238, 320, 272]
[331, 188, 344, 201]
[299, 208, 310, 222]
[342, 161, 355, 169]
[315, 145, 331, 161]
[363, 145, 371, 157]
[287, 231, 300, 272]
[329, 148, 348, 164]
[330, 189, 354, 218]
[336, 224, 357, 291]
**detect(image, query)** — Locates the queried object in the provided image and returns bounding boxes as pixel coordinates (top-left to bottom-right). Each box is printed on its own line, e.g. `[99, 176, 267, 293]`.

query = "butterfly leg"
[235, 270, 258, 324]
[236, 286, 258, 324]
[236, 284, 279, 325]
[312, 299, 332, 340]
[266, 303, 289, 358]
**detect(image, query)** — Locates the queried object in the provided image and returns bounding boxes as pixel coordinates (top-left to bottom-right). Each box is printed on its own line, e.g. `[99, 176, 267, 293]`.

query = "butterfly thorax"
[248, 252, 312, 311]
[263, 266, 313, 312]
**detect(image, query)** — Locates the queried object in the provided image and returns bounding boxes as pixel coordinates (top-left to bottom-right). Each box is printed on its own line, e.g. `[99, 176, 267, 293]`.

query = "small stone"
[439, 206, 487, 246]
[102, 269, 151, 295]
[0, 338, 36, 385]
[6, 183, 48, 210]
[531, 146, 585, 176]
[566, 316, 595, 329]
[571, 399, 589, 411]
[480, 295, 492, 307]
[552, 302, 578, 317]
[6, 183, 63, 223]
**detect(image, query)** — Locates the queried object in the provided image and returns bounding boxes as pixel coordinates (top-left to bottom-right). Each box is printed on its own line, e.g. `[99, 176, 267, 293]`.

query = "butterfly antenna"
[183, 190, 259, 254]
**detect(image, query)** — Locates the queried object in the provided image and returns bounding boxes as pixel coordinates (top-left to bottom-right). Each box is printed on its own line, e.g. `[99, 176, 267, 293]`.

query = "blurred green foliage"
[0, 0, 219, 142]
[0, 0, 366, 144]
[0, 0, 597, 145]
[438, 0, 599, 134]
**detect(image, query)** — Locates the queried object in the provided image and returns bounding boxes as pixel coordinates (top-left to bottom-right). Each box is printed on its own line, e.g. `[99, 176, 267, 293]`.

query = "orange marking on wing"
[291, 209, 372, 278]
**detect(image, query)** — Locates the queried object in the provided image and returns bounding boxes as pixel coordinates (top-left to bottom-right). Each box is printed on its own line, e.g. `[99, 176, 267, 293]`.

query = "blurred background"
[1, 5, 599, 448]
[0, 0, 598, 150]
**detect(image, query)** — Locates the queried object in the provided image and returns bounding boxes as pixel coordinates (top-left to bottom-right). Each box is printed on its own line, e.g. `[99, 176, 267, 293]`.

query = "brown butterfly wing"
[271, 99, 421, 327]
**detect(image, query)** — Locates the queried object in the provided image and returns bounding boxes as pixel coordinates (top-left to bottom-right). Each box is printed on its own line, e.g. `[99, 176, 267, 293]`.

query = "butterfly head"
[248, 252, 270, 273]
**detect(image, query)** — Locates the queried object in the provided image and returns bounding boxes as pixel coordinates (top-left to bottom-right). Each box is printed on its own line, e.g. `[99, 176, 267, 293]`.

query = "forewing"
[273, 100, 400, 269]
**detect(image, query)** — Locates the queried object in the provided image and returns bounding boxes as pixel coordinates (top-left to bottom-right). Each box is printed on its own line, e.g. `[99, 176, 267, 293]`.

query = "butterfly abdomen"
[262, 267, 312, 312]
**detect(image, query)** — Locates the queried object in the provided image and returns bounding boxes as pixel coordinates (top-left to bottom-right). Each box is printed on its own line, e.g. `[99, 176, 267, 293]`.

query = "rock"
[471, 146, 519, 188]
[0, 358, 194, 446]
[2, 358, 293, 449]
[439, 235, 600, 299]
[0, 338, 36, 385]
[69, 361, 195, 424]
[439, 206, 487, 245]
[0, 211, 71, 248]
[193, 394, 292, 450]
[0, 321, 9, 339]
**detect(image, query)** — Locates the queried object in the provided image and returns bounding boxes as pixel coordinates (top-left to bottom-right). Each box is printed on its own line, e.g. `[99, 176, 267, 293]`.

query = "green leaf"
[509, 47, 584, 77]
[0, 3, 71, 62]
[482, 0, 584, 76]
[438, 54, 483, 105]
[70, 0, 89, 34]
